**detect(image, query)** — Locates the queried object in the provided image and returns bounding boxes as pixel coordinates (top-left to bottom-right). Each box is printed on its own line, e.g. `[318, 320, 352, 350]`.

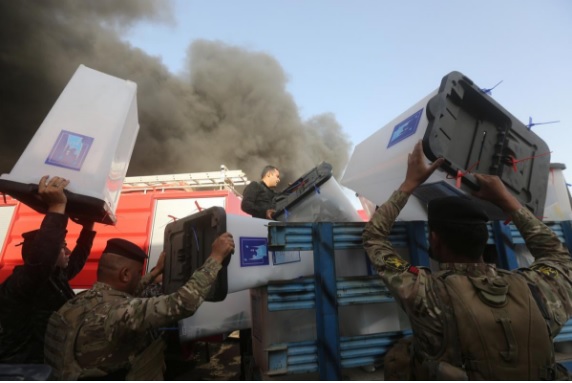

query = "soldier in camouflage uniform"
[363, 141, 572, 380]
[44, 234, 234, 380]
[140, 251, 165, 298]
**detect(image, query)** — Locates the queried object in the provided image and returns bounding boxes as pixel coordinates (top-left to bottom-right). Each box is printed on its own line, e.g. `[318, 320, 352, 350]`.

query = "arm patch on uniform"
[383, 255, 410, 272]
[531, 265, 559, 278]
[408, 265, 419, 275]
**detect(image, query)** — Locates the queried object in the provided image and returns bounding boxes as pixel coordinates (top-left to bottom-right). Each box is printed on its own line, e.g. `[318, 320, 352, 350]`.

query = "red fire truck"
[0, 166, 250, 288]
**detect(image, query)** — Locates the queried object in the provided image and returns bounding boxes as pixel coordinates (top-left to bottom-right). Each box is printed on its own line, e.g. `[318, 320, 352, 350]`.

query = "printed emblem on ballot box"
[387, 108, 422, 148]
[45, 130, 94, 171]
[240, 237, 269, 267]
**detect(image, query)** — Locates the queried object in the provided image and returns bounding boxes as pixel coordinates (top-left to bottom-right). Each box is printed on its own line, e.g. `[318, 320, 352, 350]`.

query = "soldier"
[44, 233, 234, 380]
[0, 175, 95, 364]
[241, 165, 280, 219]
[363, 141, 572, 380]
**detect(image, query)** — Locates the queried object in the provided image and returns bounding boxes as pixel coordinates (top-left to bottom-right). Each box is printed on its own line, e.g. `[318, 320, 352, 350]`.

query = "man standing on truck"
[363, 141, 572, 380]
[241, 165, 280, 219]
[0, 175, 96, 364]
[44, 232, 235, 380]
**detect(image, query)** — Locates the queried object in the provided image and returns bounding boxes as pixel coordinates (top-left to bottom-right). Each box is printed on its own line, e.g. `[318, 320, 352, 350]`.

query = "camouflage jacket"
[45, 257, 221, 380]
[363, 190, 572, 359]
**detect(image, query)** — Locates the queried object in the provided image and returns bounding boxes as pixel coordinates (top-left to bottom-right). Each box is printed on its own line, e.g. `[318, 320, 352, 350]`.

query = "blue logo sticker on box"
[45, 130, 94, 171]
[387, 108, 423, 148]
[240, 237, 269, 267]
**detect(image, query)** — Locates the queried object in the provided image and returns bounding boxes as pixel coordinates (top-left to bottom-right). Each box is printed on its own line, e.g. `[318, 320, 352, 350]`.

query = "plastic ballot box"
[164, 207, 320, 299]
[273, 162, 363, 222]
[0, 65, 139, 225]
[178, 289, 251, 342]
[341, 71, 551, 221]
[164, 206, 372, 341]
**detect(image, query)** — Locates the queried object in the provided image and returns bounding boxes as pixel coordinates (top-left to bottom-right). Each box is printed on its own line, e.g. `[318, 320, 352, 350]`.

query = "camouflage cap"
[428, 196, 489, 225]
[104, 238, 147, 263]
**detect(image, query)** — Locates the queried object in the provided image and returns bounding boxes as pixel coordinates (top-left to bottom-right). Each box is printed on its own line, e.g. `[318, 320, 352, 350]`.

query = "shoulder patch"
[531, 265, 559, 278]
[408, 265, 419, 275]
[384, 255, 410, 272]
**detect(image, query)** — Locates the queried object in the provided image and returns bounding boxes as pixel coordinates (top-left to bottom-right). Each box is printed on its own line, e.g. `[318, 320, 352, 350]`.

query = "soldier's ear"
[429, 231, 437, 243]
[119, 267, 130, 283]
[429, 231, 441, 252]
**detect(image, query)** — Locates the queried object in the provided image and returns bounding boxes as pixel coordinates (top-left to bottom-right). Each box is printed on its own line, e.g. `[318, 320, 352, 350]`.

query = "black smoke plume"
[0, 0, 351, 186]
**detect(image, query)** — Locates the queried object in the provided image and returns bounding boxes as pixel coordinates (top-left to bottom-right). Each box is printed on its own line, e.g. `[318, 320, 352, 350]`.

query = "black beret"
[428, 196, 489, 225]
[20, 229, 40, 259]
[103, 238, 147, 263]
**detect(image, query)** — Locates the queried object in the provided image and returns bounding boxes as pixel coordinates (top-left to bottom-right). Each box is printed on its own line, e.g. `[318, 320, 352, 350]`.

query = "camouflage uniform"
[44, 257, 222, 380]
[363, 190, 572, 380]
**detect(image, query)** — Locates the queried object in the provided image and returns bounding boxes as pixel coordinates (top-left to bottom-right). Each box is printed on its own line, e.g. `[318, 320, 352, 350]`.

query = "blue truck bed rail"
[264, 219, 572, 380]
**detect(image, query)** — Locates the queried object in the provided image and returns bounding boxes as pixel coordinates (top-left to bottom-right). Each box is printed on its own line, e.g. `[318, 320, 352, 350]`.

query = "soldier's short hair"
[428, 196, 489, 260]
[103, 238, 147, 264]
[428, 196, 489, 225]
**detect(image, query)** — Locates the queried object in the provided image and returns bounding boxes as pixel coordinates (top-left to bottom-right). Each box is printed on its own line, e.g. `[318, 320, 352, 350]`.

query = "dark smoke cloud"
[0, 0, 351, 185]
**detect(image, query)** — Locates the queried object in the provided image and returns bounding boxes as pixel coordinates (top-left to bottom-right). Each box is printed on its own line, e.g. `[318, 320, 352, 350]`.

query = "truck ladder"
[122, 165, 249, 194]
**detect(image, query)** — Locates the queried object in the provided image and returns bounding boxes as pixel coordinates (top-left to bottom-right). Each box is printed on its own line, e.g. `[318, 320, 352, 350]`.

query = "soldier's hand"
[70, 216, 95, 231]
[472, 173, 521, 213]
[265, 209, 276, 220]
[155, 251, 166, 274]
[210, 232, 235, 265]
[37, 175, 70, 214]
[399, 141, 444, 194]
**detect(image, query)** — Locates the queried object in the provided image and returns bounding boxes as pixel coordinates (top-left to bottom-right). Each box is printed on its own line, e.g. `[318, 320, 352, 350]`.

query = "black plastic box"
[163, 206, 228, 302]
[0, 179, 116, 225]
[274, 162, 333, 218]
[420, 71, 551, 217]
[273, 163, 361, 222]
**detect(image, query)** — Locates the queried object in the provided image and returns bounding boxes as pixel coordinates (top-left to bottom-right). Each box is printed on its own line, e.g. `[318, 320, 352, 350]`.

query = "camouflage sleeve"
[134, 271, 157, 296]
[362, 191, 441, 321]
[363, 190, 411, 270]
[104, 257, 222, 336]
[514, 207, 572, 333]
[363, 191, 443, 355]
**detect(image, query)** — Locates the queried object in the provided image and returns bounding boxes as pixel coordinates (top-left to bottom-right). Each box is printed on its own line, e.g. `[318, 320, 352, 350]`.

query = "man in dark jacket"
[241, 165, 281, 219]
[0, 175, 96, 364]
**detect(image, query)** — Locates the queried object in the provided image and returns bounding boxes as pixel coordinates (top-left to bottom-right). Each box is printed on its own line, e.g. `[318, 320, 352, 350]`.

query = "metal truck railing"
[263, 219, 572, 380]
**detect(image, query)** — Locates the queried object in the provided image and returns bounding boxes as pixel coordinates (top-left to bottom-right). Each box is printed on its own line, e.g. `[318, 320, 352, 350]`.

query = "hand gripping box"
[0, 65, 139, 224]
[341, 71, 551, 221]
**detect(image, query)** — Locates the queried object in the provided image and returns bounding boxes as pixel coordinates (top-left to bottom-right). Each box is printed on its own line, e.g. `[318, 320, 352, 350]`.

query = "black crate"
[274, 162, 333, 220]
[422, 71, 550, 217]
[163, 206, 229, 301]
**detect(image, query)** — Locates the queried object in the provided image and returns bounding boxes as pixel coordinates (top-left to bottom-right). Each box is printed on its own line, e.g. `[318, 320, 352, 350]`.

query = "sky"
[123, 0, 572, 183]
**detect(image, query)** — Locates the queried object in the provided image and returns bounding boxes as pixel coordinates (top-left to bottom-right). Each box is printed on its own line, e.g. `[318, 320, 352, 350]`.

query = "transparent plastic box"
[0, 65, 139, 224]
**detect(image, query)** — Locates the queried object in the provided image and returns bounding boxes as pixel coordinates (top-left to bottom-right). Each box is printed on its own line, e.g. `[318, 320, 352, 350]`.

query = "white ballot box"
[0, 65, 139, 224]
[164, 206, 372, 341]
[341, 71, 551, 221]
